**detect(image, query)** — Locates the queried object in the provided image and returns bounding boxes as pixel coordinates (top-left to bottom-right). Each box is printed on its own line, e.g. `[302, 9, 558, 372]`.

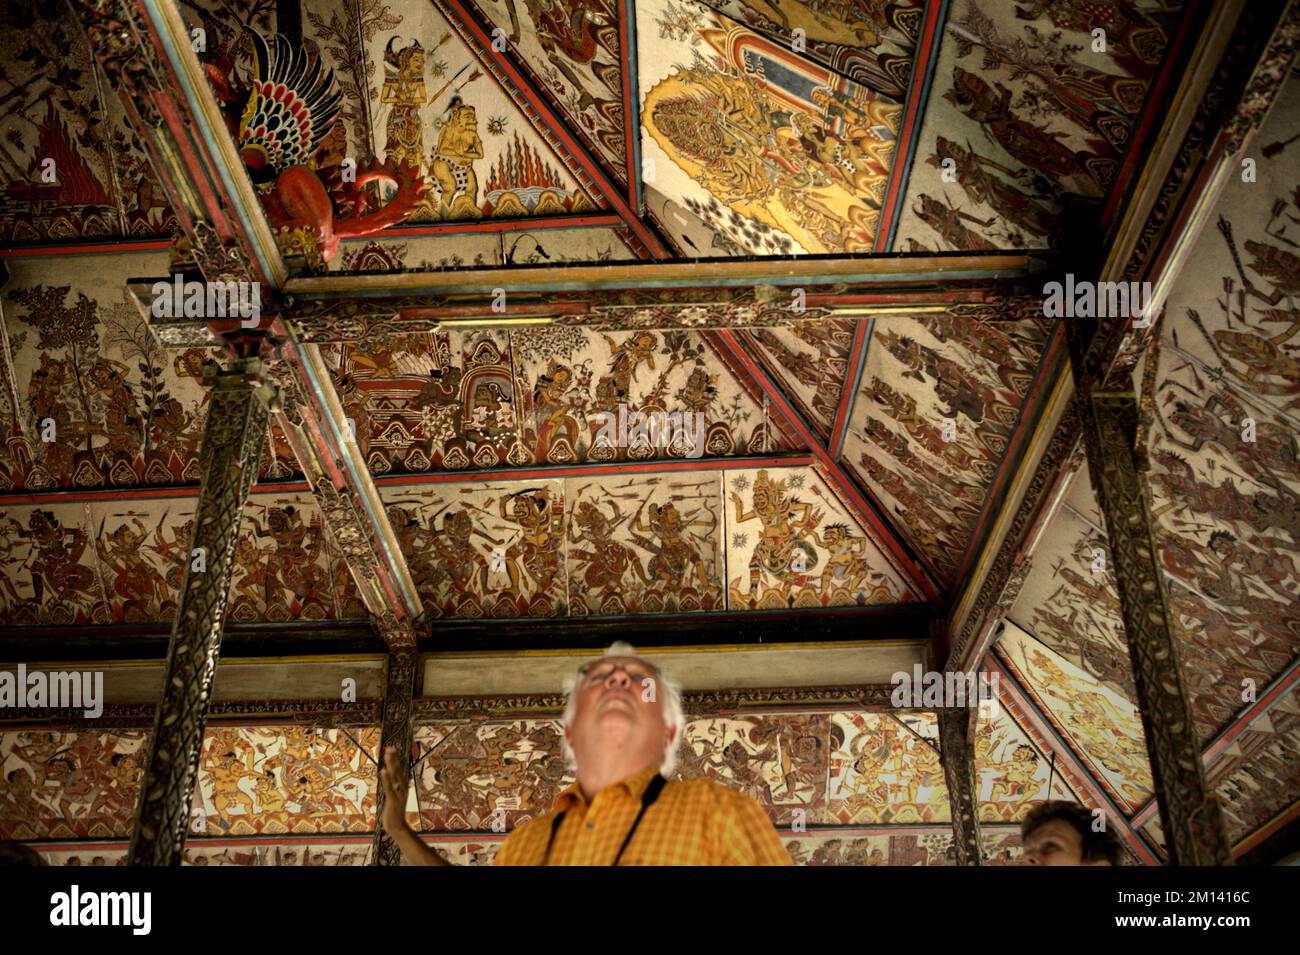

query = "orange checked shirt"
[494, 765, 792, 866]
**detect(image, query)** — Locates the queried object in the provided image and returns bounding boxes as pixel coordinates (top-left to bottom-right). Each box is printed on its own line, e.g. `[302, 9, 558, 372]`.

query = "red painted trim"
[619, 0, 638, 213]
[371, 214, 623, 239]
[1098, 0, 1208, 231]
[1204, 658, 1300, 766]
[713, 330, 941, 604]
[435, 0, 669, 259]
[993, 653, 1160, 865]
[0, 240, 172, 258]
[872, 0, 946, 252]
[828, 321, 871, 458]
[947, 325, 1065, 592]
[731, 330, 830, 447]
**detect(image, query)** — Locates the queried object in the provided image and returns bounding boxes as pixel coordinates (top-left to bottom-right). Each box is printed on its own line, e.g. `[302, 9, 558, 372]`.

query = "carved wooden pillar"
[938, 706, 982, 866]
[1065, 295, 1230, 863]
[128, 359, 274, 865]
[1074, 386, 1232, 864]
[372, 647, 419, 865]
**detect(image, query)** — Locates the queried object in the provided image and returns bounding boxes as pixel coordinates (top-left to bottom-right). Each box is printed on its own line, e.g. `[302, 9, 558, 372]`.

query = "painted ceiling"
[998, 67, 1300, 858]
[0, 0, 1295, 867]
[1, 692, 1089, 864]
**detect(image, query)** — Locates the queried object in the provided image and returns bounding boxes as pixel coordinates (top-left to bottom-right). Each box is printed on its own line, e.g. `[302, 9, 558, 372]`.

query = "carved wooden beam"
[129, 257, 1040, 347]
[1068, 320, 1231, 866]
[371, 649, 418, 866]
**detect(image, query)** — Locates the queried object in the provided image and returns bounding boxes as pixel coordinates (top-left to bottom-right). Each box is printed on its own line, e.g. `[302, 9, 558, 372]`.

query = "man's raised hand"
[380, 745, 411, 836]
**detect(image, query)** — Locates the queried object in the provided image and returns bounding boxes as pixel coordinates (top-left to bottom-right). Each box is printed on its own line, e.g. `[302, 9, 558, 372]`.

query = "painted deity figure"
[87, 357, 138, 457]
[382, 38, 427, 172]
[26, 509, 97, 607]
[531, 360, 584, 460]
[244, 505, 324, 612]
[95, 517, 161, 620]
[629, 500, 714, 594]
[729, 470, 821, 604]
[431, 97, 483, 219]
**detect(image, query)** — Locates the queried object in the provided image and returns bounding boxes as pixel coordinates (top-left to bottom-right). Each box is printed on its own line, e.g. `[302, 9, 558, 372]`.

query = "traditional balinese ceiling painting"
[997, 621, 1153, 813]
[636, 0, 903, 255]
[1006, 470, 1132, 700]
[378, 463, 918, 621]
[697, 1, 924, 101]
[193, 725, 379, 835]
[998, 74, 1300, 842]
[319, 326, 793, 476]
[740, 319, 857, 445]
[6, 694, 1068, 864]
[892, 0, 1183, 252]
[403, 701, 1069, 834]
[0, 490, 364, 626]
[0, 726, 379, 841]
[1204, 681, 1300, 846]
[841, 314, 1055, 589]
[1, 730, 147, 839]
[0, 4, 177, 242]
[0, 252, 299, 492]
[461, 0, 629, 188]
[185, 0, 602, 246]
[1139, 68, 1300, 743]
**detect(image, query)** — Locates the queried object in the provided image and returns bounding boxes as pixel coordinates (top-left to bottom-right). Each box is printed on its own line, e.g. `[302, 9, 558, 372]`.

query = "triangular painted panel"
[462, 0, 629, 189]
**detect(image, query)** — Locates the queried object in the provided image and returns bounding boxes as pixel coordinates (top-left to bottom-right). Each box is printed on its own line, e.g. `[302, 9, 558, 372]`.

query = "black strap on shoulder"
[543, 774, 667, 866]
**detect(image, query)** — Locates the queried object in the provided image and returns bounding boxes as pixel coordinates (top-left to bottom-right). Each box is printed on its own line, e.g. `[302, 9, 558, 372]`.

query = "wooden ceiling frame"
[0, 453, 817, 508]
[433, 0, 671, 258]
[619, 0, 643, 215]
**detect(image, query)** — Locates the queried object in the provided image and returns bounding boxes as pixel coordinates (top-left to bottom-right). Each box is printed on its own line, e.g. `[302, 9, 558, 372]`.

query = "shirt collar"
[553, 764, 662, 813]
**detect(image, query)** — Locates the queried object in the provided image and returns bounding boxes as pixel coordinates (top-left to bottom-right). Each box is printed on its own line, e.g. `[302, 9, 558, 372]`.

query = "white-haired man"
[379, 642, 791, 865]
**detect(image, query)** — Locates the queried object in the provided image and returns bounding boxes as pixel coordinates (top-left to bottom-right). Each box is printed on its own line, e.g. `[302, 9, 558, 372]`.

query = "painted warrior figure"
[530, 359, 586, 461]
[630, 500, 714, 592]
[382, 38, 427, 172]
[568, 498, 649, 602]
[26, 509, 97, 607]
[95, 517, 163, 620]
[429, 509, 491, 600]
[730, 470, 821, 604]
[494, 488, 564, 600]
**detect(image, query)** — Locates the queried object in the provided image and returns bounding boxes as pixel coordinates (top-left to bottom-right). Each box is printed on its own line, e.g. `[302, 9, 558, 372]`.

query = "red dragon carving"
[206, 29, 427, 265]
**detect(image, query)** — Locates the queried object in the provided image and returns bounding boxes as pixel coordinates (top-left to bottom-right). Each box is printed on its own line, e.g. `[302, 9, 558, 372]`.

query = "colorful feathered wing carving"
[237, 31, 342, 179]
